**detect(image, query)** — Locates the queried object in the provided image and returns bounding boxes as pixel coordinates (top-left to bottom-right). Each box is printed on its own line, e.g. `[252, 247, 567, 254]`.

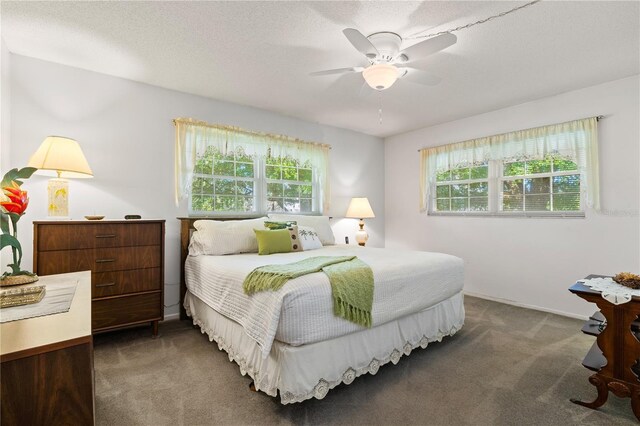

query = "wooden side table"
[1, 271, 95, 425]
[569, 276, 640, 421]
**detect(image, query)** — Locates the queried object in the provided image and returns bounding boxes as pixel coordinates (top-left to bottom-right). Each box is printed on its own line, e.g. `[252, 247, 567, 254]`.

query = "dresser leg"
[151, 320, 159, 338]
[571, 374, 608, 409]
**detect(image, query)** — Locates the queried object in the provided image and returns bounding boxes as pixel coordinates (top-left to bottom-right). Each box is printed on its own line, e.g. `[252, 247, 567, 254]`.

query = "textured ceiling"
[2, 1, 639, 137]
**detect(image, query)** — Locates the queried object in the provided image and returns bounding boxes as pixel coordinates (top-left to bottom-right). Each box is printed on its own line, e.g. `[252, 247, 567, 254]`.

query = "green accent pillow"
[264, 220, 297, 230]
[254, 229, 293, 255]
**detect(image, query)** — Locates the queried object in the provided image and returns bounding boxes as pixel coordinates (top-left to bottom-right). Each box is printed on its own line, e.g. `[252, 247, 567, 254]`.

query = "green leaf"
[1, 234, 23, 272]
[1, 167, 37, 188]
[0, 214, 9, 234]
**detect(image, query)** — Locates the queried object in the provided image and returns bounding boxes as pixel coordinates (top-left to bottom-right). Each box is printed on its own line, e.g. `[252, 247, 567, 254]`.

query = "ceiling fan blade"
[400, 68, 442, 86]
[309, 67, 363, 76]
[398, 33, 457, 63]
[343, 28, 379, 58]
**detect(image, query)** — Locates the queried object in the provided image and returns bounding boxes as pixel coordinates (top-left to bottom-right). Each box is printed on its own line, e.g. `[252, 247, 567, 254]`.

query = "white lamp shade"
[362, 64, 400, 91]
[27, 136, 93, 178]
[346, 197, 375, 219]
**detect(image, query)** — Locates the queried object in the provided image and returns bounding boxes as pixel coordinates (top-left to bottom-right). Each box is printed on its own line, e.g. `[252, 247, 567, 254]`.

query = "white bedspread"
[185, 245, 463, 357]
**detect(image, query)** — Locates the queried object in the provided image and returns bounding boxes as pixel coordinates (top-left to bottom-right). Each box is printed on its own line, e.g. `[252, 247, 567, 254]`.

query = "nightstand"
[33, 219, 165, 336]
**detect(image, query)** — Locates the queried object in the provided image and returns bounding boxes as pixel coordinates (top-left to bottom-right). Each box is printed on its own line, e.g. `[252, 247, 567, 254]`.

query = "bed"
[179, 217, 465, 404]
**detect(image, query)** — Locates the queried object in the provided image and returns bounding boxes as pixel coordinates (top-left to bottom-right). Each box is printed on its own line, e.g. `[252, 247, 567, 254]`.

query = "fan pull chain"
[378, 91, 383, 125]
[405, 0, 542, 40]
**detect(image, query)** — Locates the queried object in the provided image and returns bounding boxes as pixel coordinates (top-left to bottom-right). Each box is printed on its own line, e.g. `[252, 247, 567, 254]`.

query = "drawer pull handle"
[96, 234, 116, 238]
[95, 282, 116, 288]
[96, 259, 116, 263]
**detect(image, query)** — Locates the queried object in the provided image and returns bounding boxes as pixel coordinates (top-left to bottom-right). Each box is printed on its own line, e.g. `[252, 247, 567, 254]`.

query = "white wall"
[9, 54, 385, 318]
[385, 75, 640, 319]
[1, 39, 11, 270]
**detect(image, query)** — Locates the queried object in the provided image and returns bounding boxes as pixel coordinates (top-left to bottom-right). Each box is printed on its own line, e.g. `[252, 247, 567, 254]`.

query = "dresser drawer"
[93, 246, 161, 272]
[92, 293, 162, 330]
[37, 223, 162, 251]
[92, 268, 161, 298]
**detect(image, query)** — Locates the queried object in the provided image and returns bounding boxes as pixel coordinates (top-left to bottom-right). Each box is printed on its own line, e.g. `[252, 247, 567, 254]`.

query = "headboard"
[178, 216, 262, 320]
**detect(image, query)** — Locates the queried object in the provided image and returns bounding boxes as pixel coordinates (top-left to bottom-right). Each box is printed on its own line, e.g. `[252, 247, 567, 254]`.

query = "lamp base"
[355, 219, 369, 246]
[47, 178, 69, 218]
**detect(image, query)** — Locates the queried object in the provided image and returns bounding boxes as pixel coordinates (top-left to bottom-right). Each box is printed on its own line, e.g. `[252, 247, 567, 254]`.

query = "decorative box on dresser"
[1, 271, 94, 425]
[33, 219, 165, 336]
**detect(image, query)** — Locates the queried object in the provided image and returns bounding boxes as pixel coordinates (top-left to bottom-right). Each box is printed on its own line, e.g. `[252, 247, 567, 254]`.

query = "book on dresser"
[33, 219, 165, 336]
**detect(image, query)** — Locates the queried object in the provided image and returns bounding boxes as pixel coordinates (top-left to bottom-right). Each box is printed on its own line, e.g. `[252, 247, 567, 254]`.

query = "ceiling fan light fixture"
[362, 63, 400, 91]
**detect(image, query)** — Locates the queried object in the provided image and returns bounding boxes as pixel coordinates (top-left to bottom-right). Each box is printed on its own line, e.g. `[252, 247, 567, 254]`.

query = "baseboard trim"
[162, 312, 180, 322]
[463, 291, 589, 321]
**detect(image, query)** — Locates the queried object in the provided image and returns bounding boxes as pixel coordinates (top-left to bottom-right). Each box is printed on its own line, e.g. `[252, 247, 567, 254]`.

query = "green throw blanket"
[243, 256, 374, 327]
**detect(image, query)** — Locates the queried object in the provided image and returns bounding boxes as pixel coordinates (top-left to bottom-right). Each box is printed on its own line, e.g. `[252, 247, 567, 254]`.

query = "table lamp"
[27, 136, 93, 218]
[345, 197, 375, 246]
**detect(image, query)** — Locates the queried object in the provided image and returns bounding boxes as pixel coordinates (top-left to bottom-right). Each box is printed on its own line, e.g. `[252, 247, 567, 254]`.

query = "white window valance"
[174, 118, 331, 212]
[419, 117, 599, 212]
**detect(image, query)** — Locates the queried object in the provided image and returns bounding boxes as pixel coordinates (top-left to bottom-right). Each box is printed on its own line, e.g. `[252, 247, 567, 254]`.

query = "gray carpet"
[93, 296, 637, 425]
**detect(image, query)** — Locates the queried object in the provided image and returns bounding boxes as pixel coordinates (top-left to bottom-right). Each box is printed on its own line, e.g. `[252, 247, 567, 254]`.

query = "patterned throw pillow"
[297, 225, 323, 251]
[264, 220, 297, 230]
[287, 225, 303, 252]
[254, 225, 302, 254]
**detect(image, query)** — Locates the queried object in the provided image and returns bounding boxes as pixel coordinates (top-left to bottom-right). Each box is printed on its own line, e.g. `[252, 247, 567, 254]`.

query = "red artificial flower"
[1, 181, 29, 215]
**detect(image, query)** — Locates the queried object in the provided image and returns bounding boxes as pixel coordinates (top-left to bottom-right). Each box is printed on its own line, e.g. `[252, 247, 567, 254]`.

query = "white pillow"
[189, 217, 267, 256]
[267, 214, 335, 245]
[297, 226, 323, 251]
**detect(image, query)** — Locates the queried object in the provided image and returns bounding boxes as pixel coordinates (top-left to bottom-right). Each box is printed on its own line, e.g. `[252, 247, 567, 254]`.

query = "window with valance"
[174, 118, 330, 215]
[419, 117, 599, 216]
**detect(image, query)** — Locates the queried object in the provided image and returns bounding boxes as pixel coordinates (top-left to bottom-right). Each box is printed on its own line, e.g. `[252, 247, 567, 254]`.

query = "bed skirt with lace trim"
[185, 290, 465, 404]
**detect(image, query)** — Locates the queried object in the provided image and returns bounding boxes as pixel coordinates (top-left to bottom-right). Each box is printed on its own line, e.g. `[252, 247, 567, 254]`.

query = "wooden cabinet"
[33, 220, 165, 336]
[1, 271, 95, 425]
[569, 276, 640, 421]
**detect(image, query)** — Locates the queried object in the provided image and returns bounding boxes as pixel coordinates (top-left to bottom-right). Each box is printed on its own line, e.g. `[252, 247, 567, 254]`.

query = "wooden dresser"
[33, 219, 165, 336]
[1, 271, 94, 425]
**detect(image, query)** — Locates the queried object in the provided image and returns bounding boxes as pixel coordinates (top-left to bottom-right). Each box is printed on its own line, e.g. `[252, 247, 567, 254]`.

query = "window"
[175, 118, 329, 215]
[419, 117, 599, 216]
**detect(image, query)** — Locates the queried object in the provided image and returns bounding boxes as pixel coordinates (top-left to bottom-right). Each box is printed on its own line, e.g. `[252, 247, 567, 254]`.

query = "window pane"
[553, 174, 580, 193]
[213, 161, 235, 176]
[266, 165, 281, 179]
[284, 198, 298, 212]
[267, 198, 284, 211]
[503, 179, 523, 195]
[451, 168, 469, 181]
[215, 196, 236, 211]
[553, 193, 580, 211]
[237, 197, 254, 212]
[282, 157, 297, 168]
[192, 177, 213, 193]
[451, 184, 468, 197]
[470, 197, 488, 211]
[191, 195, 203, 211]
[502, 195, 523, 211]
[235, 163, 254, 178]
[300, 185, 312, 196]
[469, 182, 488, 196]
[236, 181, 253, 196]
[526, 159, 551, 174]
[267, 183, 282, 197]
[283, 183, 299, 197]
[436, 199, 450, 211]
[451, 198, 468, 211]
[436, 170, 451, 182]
[195, 155, 213, 175]
[215, 179, 235, 195]
[282, 167, 298, 181]
[300, 199, 312, 212]
[504, 162, 525, 176]
[470, 165, 488, 179]
[525, 177, 550, 194]
[436, 185, 450, 198]
[299, 169, 312, 182]
[526, 194, 550, 211]
[553, 158, 577, 172]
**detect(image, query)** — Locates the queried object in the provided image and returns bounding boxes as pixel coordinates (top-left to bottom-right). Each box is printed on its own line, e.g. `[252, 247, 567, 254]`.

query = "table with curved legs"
[569, 277, 640, 421]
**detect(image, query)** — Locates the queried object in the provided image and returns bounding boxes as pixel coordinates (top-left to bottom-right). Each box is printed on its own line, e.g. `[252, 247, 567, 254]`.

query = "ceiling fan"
[311, 28, 456, 91]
